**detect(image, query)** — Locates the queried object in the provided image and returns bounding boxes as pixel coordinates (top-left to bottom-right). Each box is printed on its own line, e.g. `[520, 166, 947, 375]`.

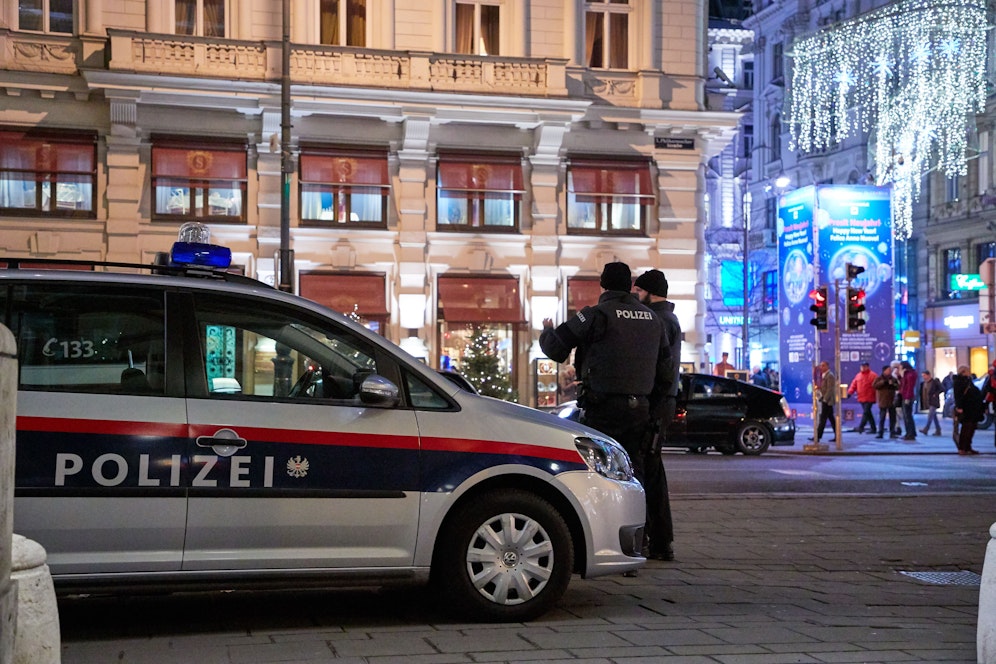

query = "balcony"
[0, 28, 80, 75]
[105, 30, 568, 98]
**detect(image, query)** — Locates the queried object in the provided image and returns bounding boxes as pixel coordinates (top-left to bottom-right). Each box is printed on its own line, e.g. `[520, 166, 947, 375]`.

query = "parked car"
[556, 372, 795, 456]
[1, 226, 646, 623]
[942, 375, 995, 430]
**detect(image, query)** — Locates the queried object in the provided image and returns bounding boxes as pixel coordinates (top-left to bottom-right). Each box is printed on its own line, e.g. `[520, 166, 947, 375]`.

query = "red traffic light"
[809, 288, 827, 305]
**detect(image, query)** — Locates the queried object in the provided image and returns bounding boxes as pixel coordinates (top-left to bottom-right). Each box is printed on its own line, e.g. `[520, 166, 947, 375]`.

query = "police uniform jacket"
[539, 290, 672, 408]
[647, 299, 681, 399]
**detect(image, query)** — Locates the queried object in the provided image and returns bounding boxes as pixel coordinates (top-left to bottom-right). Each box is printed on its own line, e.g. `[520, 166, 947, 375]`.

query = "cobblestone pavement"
[59, 493, 994, 663]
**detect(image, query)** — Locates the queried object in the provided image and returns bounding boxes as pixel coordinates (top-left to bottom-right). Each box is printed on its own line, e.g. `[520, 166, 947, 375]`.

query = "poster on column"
[814, 185, 894, 425]
[777, 186, 818, 422]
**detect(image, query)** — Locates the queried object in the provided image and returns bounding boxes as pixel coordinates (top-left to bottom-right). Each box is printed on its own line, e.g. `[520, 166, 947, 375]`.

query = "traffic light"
[846, 262, 866, 281]
[809, 286, 829, 330]
[846, 286, 866, 331]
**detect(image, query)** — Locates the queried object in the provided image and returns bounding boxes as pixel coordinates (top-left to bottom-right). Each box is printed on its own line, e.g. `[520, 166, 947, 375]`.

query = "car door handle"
[196, 428, 247, 457]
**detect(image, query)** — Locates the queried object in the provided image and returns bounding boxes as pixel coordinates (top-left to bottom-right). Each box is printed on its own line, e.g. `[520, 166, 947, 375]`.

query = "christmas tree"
[461, 324, 516, 401]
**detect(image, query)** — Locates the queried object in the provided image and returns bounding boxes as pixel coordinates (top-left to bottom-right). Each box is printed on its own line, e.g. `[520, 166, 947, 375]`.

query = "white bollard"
[979, 521, 996, 663]
[11, 536, 59, 664]
[1, 325, 15, 664]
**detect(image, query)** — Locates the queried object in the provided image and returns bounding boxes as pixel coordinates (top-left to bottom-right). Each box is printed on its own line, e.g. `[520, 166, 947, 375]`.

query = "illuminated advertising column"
[777, 186, 818, 421]
[815, 186, 894, 426]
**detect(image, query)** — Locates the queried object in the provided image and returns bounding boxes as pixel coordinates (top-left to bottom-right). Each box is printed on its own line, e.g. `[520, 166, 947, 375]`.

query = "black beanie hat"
[600, 262, 632, 292]
[634, 269, 668, 297]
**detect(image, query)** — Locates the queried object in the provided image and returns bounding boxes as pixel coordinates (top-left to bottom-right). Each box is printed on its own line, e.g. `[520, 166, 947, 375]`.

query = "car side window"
[191, 294, 379, 402]
[691, 377, 714, 398]
[404, 371, 452, 410]
[10, 283, 166, 395]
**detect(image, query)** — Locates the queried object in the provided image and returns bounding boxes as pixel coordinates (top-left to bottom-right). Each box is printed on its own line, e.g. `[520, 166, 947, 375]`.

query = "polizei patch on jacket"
[615, 309, 654, 320]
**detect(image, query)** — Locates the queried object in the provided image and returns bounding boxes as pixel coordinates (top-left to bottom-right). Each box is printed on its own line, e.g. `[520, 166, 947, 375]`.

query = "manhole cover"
[899, 570, 982, 586]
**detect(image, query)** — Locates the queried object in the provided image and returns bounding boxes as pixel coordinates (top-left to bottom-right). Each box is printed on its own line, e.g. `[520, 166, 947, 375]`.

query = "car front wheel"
[734, 422, 771, 455]
[433, 490, 574, 622]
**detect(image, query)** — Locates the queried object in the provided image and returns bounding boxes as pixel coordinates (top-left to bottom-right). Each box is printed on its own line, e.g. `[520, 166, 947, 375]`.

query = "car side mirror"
[359, 374, 400, 406]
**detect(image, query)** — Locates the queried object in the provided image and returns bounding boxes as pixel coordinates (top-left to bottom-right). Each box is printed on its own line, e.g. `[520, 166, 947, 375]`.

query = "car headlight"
[574, 436, 635, 481]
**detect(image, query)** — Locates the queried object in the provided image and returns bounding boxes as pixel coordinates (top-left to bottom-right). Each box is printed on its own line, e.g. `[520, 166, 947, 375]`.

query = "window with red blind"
[437, 154, 523, 232]
[566, 158, 653, 235]
[299, 272, 388, 334]
[299, 148, 389, 227]
[567, 277, 604, 317]
[0, 129, 97, 218]
[151, 140, 247, 223]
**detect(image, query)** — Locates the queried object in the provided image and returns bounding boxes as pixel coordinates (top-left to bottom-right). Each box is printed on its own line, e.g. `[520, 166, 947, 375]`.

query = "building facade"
[1, 0, 737, 406]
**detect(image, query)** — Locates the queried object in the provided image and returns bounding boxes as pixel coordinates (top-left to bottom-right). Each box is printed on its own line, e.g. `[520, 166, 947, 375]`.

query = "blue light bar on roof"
[170, 242, 232, 268]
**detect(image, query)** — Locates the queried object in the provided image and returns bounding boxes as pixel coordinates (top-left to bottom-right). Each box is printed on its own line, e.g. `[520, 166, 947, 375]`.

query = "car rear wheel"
[734, 422, 771, 455]
[433, 490, 574, 622]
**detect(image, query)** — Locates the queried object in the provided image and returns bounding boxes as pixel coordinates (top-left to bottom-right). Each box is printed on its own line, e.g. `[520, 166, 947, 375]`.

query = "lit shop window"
[300, 149, 389, 227]
[18, 0, 73, 33]
[0, 130, 96, 218]
[151, 141, 247, 223]
[566, 159, 653, 235]
[321, 0, 367, 46]
[175, 0, 226, 37]
[437, 154, 523, 231]
[455, 2, 500, 55]
[584, 0, 630, 69]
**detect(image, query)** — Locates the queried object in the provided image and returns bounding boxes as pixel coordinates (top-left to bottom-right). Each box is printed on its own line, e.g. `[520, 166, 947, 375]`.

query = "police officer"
[633, 269, 680, 561]
[540, 262, 673, 563]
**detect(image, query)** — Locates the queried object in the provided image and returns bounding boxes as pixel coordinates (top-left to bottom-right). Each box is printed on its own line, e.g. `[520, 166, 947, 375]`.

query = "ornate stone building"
[1, 0, 736, 404]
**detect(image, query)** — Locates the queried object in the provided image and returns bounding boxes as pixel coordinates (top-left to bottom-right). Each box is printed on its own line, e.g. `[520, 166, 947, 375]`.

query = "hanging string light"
[788, 0, 988, 239]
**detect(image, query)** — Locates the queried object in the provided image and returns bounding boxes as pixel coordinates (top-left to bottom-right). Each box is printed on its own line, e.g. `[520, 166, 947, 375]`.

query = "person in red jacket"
[847, 362, 879, 434]
[899, 360, 918, 440]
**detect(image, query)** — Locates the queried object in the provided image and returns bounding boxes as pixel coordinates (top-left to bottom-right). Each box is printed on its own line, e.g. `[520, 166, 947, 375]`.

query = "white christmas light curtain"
[788, 0, 988, 239]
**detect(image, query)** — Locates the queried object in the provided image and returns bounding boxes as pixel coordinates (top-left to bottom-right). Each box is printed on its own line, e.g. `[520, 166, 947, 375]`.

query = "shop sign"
[951, 273, 985, 291]
[902, 330, 921, 348]
[944, 314, 975, 330]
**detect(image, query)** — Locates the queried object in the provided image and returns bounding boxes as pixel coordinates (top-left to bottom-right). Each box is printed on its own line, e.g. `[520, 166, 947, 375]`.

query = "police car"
[2, 225, 645, 622]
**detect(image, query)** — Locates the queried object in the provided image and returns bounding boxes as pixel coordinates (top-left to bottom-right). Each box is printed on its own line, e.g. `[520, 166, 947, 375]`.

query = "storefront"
[926, 301, 993, 380]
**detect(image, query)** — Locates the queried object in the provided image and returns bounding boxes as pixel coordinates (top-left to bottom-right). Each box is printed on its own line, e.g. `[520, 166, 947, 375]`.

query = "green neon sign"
[951, 273, 986, 291]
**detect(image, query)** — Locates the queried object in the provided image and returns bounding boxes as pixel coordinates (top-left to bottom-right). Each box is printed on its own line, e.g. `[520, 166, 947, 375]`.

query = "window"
[584, 0, 629, 69]
[456, 2, 500, 55]
[742, 125, 754, 159]
[12, 284, 166, 395]
[946, 174, 961, 203]
[977, 242, 996, 269]
[770, 114, 782, 157]
[765, 196, 777, 229]
[0, 130, 96, 218]
[300, 149, 389, 227]
[762, 270, 777, 313]
[299, 272, 389, 334]
[567, 159, 653, 235]
[175, 0, 225, 37]
[944, 247, 963, 300]
[772, 42, 783, 80]
[437, 154, 523, 231]
[18, 0, 73, 33]
[321, 0, 366, 47]
[192, 293, 380, 401]
[742, 60, 754, 89]
[151, 140, 247, 222]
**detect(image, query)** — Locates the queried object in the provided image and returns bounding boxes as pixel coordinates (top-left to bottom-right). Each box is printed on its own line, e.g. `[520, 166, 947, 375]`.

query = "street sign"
[951, 273, 986, 291]
[902, 330, 921, 347]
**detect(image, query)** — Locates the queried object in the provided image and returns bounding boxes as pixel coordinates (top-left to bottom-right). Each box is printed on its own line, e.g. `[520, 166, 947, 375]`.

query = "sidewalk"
[786, 411, 996, 455]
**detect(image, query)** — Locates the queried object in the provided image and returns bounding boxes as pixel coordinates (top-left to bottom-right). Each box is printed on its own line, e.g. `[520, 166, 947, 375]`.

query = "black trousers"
[857, 401, 876, 432]
[815, 402, 836, 440]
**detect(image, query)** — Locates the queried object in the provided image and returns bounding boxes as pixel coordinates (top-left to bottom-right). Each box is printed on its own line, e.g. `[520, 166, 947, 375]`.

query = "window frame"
[943, 247, 963, 301]
[173, 0, 228, 38]
[150, 139, 248, 224]
[0, 128, 97, 219]
[565, 158, 653, 236]
[298, 147, 390, 229]
[435, 153, 524, 233]
[18, 0, 74, 34]
[319, 0, 367, 47]
[584, 0, 631, 70]
[454, 1, 501, 55]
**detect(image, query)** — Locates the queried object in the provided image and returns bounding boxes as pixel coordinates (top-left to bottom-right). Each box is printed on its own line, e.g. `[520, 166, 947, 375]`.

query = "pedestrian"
[846, 362, 878, 433]
[952, 365, 982, 455]
[982, 361, 996, 449]
[891, 360, 904, 436]
[812, 361, 838, 443]
[872, 365, 899, 439]
[750, 365, 769, 388]
[634, 268, 681, 561]
[714, 352, 735, 377]
[766, 366, 780, 391]
[918, 370, 942, 436]
[540, 262, 673, 573]
[899, 360, 917, 440]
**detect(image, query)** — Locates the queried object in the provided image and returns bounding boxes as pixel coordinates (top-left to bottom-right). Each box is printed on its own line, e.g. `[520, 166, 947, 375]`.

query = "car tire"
[734, 422, 771, 456]
[433, 490, 574, 623]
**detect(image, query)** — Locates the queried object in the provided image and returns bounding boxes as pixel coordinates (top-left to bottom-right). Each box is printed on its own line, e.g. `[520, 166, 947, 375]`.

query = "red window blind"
[568, 159, 653, 203]
[0, 131, 96, 173]
[437, 154, 524, 193]
[567, 277, 604, 317]
[152, 146, 246, 179]
[299, 273, 388, 317]
[438, 275, 525, 323]
[300, 150, 389, 185]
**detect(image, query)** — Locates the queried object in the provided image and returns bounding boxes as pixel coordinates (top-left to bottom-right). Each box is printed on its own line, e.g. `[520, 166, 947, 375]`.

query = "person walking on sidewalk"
[899, 360, 917, 440]
[919, 370, 942, 436]
[873, 365, 899, 439]
[982, 361, 996, 449]
[813, 361, 838, 443]
[952, 365, 982, 455]
[846, 362, 878, 434]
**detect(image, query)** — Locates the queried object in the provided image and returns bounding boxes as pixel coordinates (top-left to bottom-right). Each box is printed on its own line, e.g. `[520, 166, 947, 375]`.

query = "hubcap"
[465, 512, 554, 606]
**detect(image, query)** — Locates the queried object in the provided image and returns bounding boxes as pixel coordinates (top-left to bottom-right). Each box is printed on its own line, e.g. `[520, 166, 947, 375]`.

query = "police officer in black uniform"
[540, 262, 673, 564]
[633, 269, 680, 561]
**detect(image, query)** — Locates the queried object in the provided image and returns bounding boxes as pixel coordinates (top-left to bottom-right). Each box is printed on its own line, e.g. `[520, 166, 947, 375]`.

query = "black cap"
[634, 269, 668, 297]
[600, 262, 632, 292]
